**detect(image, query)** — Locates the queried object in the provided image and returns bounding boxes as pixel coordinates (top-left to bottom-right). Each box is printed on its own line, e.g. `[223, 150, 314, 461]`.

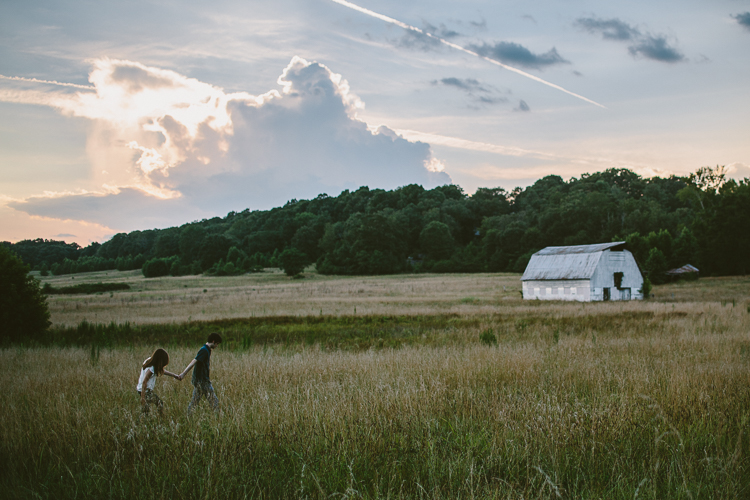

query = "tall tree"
[0, 246, 50, 343]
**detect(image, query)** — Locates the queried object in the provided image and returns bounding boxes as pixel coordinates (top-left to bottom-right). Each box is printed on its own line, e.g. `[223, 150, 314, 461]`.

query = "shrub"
[43, 283, 131, 295]
[479, 328, 497, 346]
[0, 245, 50, 342]
[142, 258, 171, 278]
[640, 277, 652, 299]
[279, 248, 308, 277]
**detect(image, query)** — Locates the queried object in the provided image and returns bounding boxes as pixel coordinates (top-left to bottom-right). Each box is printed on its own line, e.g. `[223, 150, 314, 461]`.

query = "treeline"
[4, 167, 749, 280]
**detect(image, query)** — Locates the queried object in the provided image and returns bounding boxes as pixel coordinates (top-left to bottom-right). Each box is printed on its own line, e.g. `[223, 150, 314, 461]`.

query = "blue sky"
[1, 0, 748, 244]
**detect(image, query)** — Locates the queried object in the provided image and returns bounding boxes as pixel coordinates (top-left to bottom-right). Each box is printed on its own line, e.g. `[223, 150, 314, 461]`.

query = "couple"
[136, 332, 223, 416]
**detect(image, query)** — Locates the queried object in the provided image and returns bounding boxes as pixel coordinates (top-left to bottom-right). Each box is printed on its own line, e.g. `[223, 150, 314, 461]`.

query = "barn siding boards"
[521, 242, 644, 302]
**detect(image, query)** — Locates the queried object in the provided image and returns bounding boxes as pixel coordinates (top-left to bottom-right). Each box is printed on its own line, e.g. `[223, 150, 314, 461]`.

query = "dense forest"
[4, 167, 749, 283]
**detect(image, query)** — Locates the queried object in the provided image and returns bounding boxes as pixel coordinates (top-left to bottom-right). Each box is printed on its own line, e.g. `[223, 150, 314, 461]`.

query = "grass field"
[3, 271, 750, 498]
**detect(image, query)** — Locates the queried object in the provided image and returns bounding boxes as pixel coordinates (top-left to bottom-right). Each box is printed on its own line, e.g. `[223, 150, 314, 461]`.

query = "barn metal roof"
[666, 264, 699, 275]
[521, 242, 626, 281]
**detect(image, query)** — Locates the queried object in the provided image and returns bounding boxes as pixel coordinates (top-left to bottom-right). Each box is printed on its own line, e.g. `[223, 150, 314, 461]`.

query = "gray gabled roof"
[521, 242, 626, 281]
[666, 264, 699, 275]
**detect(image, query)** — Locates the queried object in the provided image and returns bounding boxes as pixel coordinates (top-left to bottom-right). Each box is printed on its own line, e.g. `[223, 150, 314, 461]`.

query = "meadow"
[2, 271, 750, 498]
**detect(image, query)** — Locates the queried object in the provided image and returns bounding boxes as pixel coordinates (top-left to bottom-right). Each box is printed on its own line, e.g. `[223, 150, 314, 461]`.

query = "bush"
[142, 258, 172, 278]
[43, 283, 131, 295]
[0, 245, 50, 342]
[279, 248, 308, 277]
[479, 328, 497, 346]
[639, 277, 652, 299]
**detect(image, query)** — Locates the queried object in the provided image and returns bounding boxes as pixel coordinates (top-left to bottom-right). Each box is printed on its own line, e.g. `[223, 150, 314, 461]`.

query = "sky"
[1, 0, 749, 246]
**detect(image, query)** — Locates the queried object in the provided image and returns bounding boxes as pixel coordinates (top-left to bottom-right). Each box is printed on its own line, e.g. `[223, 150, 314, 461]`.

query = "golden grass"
[3, 274, 750, 497]
[40, 270, 750, 327]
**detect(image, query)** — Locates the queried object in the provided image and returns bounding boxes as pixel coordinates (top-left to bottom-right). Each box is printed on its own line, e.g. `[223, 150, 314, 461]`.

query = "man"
[178, 332, 222, 415]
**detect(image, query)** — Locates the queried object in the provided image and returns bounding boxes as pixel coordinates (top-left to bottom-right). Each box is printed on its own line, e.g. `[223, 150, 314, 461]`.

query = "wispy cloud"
[575, 17, 639, 40]
[395, 21, 461, 51]
[468, 41, 569, 69]
[514, 100, 530, 112]
[0, 75, 94, 90]
[575, 16, 685, 63]
[393, 129, 669, 179]
[431, 77, 508, 106]
[628, 35, 684, 63]
[732, 12, 750, 31]
[329, 0, 606, 108]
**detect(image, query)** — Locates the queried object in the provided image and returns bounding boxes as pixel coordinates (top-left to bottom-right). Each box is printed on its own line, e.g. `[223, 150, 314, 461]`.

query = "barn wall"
[522, 279, 591, 301]
[589, 250, 644, 300]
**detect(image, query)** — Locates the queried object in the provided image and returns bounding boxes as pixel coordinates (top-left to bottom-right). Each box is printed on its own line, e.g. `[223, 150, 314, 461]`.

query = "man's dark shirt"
[191, 344, 211, 386]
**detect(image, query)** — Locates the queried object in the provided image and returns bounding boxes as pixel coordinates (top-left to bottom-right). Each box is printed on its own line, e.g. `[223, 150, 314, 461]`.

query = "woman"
[137, 348, 181, 415]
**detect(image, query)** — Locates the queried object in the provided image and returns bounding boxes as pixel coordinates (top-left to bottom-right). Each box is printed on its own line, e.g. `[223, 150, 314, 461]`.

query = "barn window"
[614, 272, 624, 289]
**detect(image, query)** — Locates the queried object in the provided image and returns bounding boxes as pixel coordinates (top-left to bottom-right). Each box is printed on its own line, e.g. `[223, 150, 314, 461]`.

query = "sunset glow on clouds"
[4, 57, 449, 234]
[0, 0, 748, 244]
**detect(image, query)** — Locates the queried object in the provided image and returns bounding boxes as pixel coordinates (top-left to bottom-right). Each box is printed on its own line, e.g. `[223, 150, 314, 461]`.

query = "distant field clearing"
[38, 270, 750, 327]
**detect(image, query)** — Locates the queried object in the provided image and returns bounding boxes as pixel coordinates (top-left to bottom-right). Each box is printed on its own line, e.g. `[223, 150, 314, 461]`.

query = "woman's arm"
[140, 370, 152, 405]
[163, 369, 180, 380]
[178, 359, 198, 381]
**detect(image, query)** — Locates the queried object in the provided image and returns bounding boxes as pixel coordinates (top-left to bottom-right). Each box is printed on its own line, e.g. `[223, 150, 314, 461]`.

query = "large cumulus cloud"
[8, 57, 450, 230]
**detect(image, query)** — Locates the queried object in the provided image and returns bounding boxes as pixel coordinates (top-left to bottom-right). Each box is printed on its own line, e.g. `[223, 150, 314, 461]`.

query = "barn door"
[622, 288, 631, 300]
[603, 288, 610, 301]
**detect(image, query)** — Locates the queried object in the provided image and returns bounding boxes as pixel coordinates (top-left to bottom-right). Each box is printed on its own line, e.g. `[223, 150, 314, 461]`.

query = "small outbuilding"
[665, 264, 699, 279]
[521, 241, 644, 302]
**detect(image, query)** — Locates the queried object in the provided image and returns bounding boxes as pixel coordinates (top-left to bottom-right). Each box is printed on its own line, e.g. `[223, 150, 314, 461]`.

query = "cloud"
[434, 77, 487, 92]
[468, 41, 570, 69]
[726, 162, 750, 180]
[469, 18, 487, 30]
[515, 100, 530, 112]
[628, 35, 685, 63]
[732, 12, 750, 31]
[575, 16, 685, 63]
[575, 17, 640, 40]
[395, 21, 461, 51]
[5, 57, 451, 230]
[431, 77, 508, 106]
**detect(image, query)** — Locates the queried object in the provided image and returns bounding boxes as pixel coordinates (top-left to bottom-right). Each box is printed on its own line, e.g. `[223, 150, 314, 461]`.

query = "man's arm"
[178, 359, 198, 381]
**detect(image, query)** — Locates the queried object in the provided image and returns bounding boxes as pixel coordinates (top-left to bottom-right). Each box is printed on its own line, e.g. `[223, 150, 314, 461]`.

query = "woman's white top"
[137, 359, 156, 392]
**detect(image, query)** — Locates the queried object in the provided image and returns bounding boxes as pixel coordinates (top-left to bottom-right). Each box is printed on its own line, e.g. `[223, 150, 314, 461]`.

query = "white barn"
[521, 241, 644, 302]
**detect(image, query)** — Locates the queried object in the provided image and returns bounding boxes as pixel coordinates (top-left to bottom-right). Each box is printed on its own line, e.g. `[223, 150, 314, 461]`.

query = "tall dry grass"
[41, 270, 750, 327]
[2, 296, 749, 498]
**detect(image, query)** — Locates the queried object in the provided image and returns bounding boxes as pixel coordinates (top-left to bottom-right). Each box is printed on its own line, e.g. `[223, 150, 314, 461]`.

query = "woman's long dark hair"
[143, 348, 169, 376]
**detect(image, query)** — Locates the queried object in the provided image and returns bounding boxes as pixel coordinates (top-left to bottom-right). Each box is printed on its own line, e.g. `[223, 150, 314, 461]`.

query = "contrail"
[330, 0, 606, 109]
[0, 74, 95, 90]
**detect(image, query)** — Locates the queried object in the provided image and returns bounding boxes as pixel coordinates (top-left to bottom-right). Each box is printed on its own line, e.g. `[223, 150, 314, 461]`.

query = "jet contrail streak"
[330, 0, 606, 109]
[0, 75, 95, 90]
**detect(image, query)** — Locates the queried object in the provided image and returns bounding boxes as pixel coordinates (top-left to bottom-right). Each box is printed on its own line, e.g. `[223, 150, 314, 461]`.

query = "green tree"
[142, 258, 172, 278]
[644, 248, 668, 285]
[419, 221, 455, 260]
[0, 245, 50, 342]
[279, 248, 307, 277]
